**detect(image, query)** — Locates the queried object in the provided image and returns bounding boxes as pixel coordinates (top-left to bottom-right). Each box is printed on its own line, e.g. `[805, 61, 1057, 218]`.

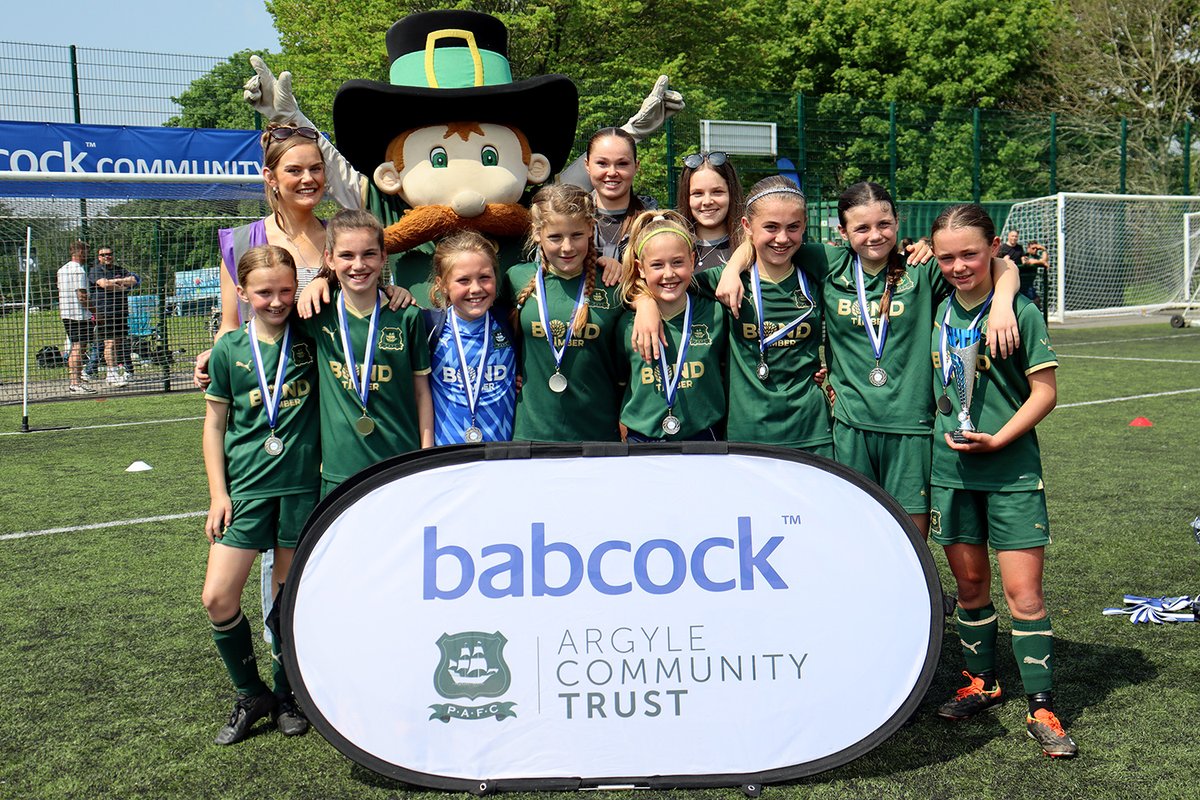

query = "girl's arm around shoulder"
[202, 398, 232, 543]
[716, 241, 754, 314]
[945, 366, 1056, 455]
[986, 256, 1021, 359]
[629, 294, 665, 362]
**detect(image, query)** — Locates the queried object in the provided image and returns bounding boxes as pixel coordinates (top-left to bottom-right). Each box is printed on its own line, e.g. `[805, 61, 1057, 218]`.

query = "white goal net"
[0, 170, 268, 405]
[1002, 193, 1200, 323]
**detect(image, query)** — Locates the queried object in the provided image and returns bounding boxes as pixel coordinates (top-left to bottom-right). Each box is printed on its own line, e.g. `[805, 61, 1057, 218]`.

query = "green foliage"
[161, 0, 1187, 205]
[166, 51, 261, 130]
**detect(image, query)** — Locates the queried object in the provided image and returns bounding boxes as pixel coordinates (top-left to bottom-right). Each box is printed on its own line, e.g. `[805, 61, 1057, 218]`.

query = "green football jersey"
[694, 266, 832, 448]
[297, 295, 431, 485]
[503, 262, 624, 442]
[930, 294, 1057, 490]
[804, 245, 949, 434]
[619, 294, 728, 439]
[205, 324, 320, 499]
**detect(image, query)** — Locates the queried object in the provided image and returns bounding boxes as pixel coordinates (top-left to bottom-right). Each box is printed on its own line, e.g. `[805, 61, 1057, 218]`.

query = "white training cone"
[125, 461, 153, 472]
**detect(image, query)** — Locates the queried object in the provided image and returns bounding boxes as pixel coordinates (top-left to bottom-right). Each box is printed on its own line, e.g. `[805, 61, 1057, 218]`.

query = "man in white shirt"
[57, 241, 97, 394]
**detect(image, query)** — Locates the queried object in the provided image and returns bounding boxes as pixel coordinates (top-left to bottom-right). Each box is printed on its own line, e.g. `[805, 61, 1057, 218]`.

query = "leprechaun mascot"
[244, 9, 682, 304]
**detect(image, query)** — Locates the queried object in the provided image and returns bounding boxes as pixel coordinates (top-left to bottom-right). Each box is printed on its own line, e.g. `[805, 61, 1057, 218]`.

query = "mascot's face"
[374, 122, 551, 218]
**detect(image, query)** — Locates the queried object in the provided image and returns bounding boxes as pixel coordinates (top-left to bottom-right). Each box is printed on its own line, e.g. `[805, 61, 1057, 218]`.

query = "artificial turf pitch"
[2, 322, 1198, 799]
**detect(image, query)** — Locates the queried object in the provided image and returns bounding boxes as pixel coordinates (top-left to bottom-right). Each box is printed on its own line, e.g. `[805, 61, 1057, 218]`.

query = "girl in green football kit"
[713, 182, 1021, 537]
[618, 210, 728, 442]
[505, 184, 625, 442]
[631, 176, 831, 452]
[927, 203, 1075, 758]
[202, 245, 318, 745]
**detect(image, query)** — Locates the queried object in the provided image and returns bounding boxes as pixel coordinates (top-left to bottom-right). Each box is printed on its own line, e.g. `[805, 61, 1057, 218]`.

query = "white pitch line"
[0, 511, 205, 541]
[1056, 333, 1200, 348]
[1057, 354, 1200, 364]
[1057, 387, 1200, 409]
[0, 416, 203, 436]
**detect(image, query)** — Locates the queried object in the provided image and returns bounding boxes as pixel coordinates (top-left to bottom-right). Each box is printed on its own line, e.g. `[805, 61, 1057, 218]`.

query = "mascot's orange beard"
[383, 203, 531, 253]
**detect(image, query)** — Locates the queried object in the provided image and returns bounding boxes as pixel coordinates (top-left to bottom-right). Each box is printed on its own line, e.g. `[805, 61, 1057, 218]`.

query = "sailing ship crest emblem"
[434, 631, 511, 701]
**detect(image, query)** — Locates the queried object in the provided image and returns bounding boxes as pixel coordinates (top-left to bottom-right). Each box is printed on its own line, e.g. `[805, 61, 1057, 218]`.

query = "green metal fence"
[2, 41, 1196, 205]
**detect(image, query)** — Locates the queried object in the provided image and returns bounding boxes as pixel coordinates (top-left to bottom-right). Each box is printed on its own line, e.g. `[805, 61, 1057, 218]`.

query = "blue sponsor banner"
[0, 120, 266, 199]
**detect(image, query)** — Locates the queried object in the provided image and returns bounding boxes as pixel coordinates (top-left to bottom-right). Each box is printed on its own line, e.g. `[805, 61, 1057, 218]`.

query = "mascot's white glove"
[620, 75, 685, 143]
[243, 55, 365, 210]
[558, 75, 686, 189]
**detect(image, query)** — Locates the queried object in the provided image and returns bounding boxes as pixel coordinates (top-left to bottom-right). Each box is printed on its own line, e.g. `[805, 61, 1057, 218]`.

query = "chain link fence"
[0, 200, 262, 405]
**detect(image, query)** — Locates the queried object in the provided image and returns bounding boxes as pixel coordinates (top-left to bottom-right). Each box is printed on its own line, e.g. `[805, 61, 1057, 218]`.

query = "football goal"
[1002, 193, 1200, 323]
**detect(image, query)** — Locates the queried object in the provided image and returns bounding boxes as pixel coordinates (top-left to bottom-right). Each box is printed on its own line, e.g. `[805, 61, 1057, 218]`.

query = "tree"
[770, 0, 1059, 201]
[166, 50, 262, 130]
[1026, 0, 1200, 194]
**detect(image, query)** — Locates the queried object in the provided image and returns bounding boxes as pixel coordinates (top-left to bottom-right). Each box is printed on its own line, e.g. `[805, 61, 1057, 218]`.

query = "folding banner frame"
[282, 441, 942, 794]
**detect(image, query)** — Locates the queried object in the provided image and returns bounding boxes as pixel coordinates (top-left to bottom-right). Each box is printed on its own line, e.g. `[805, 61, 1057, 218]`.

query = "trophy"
[946, 326, 981, 443]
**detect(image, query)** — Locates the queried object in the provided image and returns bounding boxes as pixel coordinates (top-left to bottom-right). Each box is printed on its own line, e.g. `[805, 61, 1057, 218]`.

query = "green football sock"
[210, 610, 267, 696]
[956, 602, 998, 677]
[1012, 615, 1054, 695]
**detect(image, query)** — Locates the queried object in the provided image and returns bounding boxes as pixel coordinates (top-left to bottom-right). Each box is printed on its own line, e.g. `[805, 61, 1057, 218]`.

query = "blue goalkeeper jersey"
[427, 309, 517, 445]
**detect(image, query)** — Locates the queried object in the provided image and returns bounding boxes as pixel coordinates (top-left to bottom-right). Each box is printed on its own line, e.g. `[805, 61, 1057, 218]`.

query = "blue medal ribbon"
[656, 295, 692, 413]
[939, 290, 994, 388]
[853, 255, 891, 365]
[750, 264, 813, 360]
[247, 319, 291, 432]
[337, 290, 381, 416]
[534, 263, 588, 375]
[449, 310, 491, 427]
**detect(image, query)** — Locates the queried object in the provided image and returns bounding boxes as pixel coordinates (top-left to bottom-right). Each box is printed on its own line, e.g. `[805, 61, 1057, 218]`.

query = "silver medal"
[937, 393, 954, 415]
[548, 371, 569, 393]
[662, 414, 682, 436]
[355, 415, 376, 436]
[868, 366, 888, 387]
[264, 434, 284, 457]
[464, 425, 483, 444]
[756, 361, 770, 381]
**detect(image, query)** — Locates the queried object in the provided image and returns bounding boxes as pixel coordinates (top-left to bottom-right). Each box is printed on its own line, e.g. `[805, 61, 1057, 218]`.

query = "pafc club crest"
[429, 631, 516, 723]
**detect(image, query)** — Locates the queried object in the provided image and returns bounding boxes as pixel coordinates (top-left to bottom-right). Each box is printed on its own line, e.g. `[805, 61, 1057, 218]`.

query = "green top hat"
[333, 10, 579, 179]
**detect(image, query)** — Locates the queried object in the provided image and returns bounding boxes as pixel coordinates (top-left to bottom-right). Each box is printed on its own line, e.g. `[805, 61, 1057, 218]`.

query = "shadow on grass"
[348, 762, 411, 793]
[782, 628, 1154, 787]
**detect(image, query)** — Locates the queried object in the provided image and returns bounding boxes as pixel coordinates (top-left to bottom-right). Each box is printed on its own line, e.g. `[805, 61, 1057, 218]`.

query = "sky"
[8, 0, 279, 56]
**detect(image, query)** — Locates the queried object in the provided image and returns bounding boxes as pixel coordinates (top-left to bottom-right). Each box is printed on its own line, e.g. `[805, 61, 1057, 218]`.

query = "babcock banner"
[283, 443, 942, 792]
[0, 120, 264, 199]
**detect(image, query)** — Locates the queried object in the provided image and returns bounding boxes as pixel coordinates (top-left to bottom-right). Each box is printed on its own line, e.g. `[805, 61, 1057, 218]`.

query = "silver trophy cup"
[946, 326, 981, 443]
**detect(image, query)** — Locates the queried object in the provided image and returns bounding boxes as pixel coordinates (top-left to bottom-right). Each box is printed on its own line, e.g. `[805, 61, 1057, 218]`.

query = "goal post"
[1185, 211, 1200, 304]
[1002, 193, 1200, 323]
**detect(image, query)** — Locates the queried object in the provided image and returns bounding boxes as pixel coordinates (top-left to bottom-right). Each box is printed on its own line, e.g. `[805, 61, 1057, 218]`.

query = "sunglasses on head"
[682, 152, 728, 169]
[266, 126, 319, 142]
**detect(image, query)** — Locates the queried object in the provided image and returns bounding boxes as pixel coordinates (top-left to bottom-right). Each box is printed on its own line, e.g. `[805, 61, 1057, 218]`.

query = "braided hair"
[837, 181, 906, 318]
[514, 184, 599, 337]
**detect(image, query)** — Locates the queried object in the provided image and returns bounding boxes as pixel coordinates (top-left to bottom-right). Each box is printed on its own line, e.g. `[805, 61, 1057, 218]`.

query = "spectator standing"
[1022, 241, 1048, 305]
[88, 246, 139, 387]
[57, 241, 96, 395]
[998, 229, 1025, 266]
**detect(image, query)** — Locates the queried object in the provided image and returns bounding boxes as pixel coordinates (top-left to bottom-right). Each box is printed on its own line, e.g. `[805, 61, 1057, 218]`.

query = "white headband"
[746, 186, 806, 207]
